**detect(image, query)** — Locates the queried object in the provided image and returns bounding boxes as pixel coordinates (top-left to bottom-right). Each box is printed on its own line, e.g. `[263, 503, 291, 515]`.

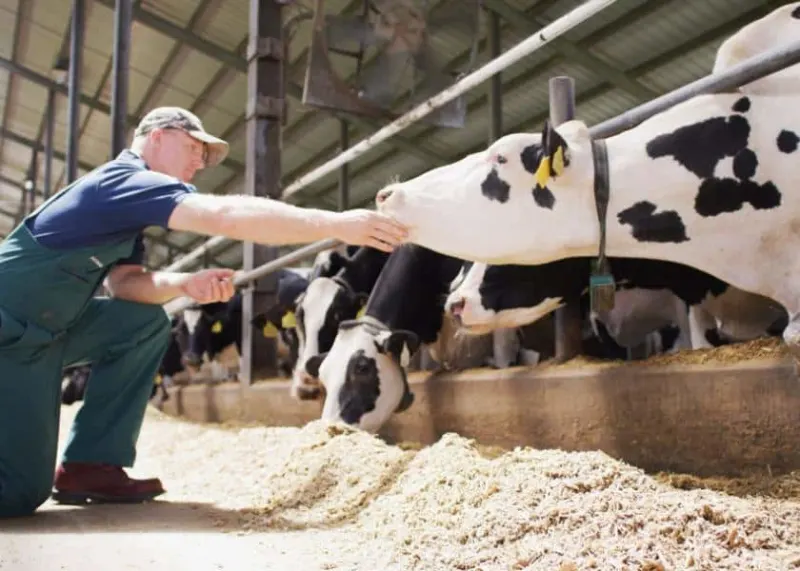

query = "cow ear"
[395, 388, 415, 413]
[377, 330, 420, 367]
[250, 313, 268, 330]
[534, 119, 570, 188]
[305, 353, 328, 378]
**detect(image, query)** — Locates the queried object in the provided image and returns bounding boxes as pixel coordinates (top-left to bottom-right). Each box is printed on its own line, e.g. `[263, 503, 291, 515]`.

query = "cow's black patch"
[793, 5, 800, 18]
[532, 185, 555, 209]
[704, 328, 727, 347]
[337, 350, 380, 425]
[481, 169, 510, 203]
[646, 115, 750, 179]
[732, 148, 758, 180]
[732, 97, 750, 113]
[617, 201, 690, 243]
[520, 144, 542, 174]
[694, 178, 781, 217]
[777, 130, 799, 154]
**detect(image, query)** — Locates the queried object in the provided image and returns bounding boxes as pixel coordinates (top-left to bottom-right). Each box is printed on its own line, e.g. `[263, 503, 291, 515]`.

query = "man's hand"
[180, 268, 237, 304]
[330, 209, 409, 253]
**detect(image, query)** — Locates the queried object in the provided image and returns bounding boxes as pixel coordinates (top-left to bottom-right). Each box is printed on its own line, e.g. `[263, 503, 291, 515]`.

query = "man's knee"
[0, 472, 52, 518]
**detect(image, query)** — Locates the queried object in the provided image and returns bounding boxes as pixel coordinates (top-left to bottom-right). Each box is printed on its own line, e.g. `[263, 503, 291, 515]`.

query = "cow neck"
[335, 248, 388, 293]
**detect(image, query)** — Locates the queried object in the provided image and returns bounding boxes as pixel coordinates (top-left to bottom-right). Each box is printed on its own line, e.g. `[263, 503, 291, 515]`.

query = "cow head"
[307, 319, 419, 433]
[291, 277, 369, 400]
[445, 261, 589, 334]
[375, 120, 595, 264]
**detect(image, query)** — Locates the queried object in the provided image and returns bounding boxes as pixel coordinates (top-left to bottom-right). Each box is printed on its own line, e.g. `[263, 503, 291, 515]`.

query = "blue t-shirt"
[26, 150, 195, 265]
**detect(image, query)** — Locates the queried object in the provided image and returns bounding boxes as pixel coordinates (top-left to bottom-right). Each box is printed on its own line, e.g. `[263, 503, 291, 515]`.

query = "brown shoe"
[51, 462, 165, 505]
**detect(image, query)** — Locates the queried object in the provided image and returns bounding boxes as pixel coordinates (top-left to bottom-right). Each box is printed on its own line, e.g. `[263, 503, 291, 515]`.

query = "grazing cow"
[713, 2, 800, 95]
[306, 244, 466, 432]
[446, 257, 786, 352]
[375, 91, 800, 361]
[291, 246, 390, 400]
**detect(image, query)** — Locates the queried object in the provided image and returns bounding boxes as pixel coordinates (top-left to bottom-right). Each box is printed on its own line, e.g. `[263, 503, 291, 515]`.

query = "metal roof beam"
[482, 0, 660, 101]
[0, 58, 245, 174]
[0, 0, 32, 167]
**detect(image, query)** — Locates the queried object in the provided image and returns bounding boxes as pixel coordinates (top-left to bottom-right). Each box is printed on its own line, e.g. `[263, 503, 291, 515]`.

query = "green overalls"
[0, 193, 171, 517]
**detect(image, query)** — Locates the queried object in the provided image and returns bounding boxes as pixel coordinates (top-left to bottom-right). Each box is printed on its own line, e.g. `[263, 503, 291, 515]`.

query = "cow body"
[446, 257, 786, 351]
[377, 92, 800, 356]
[308, 244, 462, 432]
[292, 247, 390, 399]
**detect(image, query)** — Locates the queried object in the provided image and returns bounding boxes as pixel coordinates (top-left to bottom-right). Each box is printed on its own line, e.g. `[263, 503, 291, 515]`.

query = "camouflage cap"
[134, 106, 229, 168]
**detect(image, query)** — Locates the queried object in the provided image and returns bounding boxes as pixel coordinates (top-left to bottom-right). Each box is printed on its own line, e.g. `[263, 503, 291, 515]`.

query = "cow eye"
[496, 154, 507, 164]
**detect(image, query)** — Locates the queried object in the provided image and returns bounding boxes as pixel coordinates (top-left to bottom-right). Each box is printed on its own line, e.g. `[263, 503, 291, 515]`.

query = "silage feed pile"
[132, 408, 800, 571]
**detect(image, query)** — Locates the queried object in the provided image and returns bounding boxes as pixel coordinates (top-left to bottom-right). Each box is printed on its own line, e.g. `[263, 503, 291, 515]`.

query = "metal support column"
[549, 77, 584, 362]
[110, 0, 132, 157]
[43, 88, 55, 200]
[338, 119, 349, 211]
[66, 0, 85, 184]
[240, 0, 286, 385]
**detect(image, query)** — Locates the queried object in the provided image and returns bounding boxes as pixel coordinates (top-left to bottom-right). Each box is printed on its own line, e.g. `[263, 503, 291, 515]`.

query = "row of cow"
[64, 5, 799, 437]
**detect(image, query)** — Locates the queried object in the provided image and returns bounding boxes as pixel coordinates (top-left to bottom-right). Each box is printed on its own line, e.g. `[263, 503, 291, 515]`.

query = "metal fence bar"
[164, 238, 339, 316]
[161, 36, 800, 314]
[163, 0, 621, 272]
[590, 38, 800, 139]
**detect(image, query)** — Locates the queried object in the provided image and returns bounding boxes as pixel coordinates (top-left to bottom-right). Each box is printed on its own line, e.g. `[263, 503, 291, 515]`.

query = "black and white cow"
[445, 257, 787, 351]
[376, 91, 800, 360]
[305, 244, 466, 432]
[182, 268, 312, 380]
[291, 246, 390, 399]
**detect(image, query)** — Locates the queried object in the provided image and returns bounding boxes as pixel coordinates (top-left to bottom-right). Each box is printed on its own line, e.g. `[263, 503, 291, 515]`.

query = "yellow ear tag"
[262, 322, 279, 338]
[534, 156, 551, 189]
[552, 145, 565, 177]
[154, 374, 162, 385]
[211, 321, 222, 334]
[281, 311, 297, 329]
[356, 306, 367, 319]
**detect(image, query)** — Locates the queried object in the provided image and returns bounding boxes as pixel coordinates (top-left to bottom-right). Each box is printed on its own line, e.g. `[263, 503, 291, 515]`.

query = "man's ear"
[534, 120, 570, 189]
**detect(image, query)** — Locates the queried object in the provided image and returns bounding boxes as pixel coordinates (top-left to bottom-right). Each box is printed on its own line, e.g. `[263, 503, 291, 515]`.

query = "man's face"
[152, 128, 207, 182]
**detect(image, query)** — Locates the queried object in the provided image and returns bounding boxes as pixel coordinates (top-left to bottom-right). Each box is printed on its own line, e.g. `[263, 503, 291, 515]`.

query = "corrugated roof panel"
[5, 85, 48, 139]
[128, 66, 164, 114]
[192, 162, 234, 193]
[0, 0, 20, 60]
[195, 0, 247, 52]
[165, 48, 223, 99]
[148, 83, 197, 112]
[194, 106, 238, 141]
[141, 0, 204, 29]
[16, 20, 62, 78]
[81, 3, 116, 57]
[128, 20, 180, 78]
[2, 139, 33, 175]
[208, 72, 247, 118]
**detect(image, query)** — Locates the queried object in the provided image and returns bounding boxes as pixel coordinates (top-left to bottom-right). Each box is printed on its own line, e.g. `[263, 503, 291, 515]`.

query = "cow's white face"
[308, 321, 418, 433]
[292, 278, 366, 400]
[376, 121, 595, 265]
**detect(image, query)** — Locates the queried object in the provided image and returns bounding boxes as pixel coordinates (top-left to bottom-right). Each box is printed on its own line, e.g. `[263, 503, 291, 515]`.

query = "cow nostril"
[449, 298, 466, 317]
[376, 188, 393, 205]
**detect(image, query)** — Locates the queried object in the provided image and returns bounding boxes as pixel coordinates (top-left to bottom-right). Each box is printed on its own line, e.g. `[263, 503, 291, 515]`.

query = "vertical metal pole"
[43, 88, 55, 200]
[66, 0, 85, 184]
[241, 0, 285, 385]
[110, 0, 132, 157]
[338, 119, 349, 211]
[27, 152, 38, 213]
[549, 76, 584, 362]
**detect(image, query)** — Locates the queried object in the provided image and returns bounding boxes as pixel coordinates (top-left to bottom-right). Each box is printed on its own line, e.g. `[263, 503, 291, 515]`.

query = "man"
[0, 107, 407, 517]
